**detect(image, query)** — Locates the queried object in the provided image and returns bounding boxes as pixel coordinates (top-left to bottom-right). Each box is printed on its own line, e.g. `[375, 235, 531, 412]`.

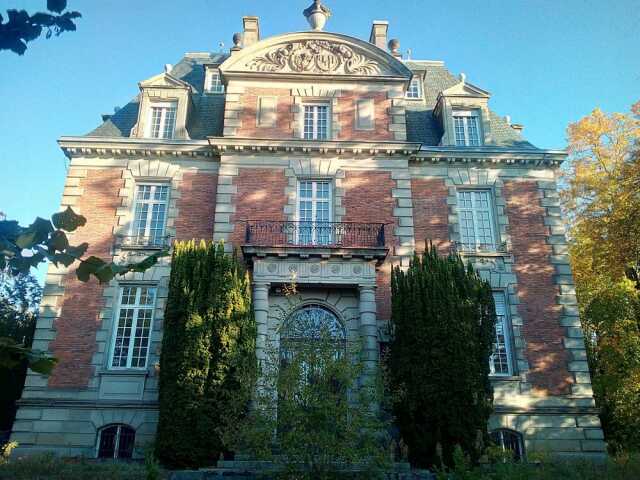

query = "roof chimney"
[369, 20, 388, 50]
[242, 16, 260, 47]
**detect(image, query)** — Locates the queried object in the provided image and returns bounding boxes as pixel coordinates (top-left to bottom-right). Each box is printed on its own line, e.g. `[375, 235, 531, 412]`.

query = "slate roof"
[85, 53, 537, 149]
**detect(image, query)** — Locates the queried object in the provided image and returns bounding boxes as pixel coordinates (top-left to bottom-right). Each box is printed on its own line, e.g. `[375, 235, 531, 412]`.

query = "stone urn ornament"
[303, 0, 331, 31]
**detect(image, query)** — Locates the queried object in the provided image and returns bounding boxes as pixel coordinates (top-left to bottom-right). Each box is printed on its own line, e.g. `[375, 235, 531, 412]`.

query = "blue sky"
[1, 0, 638, 273]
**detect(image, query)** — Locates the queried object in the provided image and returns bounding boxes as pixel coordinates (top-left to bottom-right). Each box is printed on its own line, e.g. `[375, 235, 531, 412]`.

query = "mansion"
[12, 3, 605, 462]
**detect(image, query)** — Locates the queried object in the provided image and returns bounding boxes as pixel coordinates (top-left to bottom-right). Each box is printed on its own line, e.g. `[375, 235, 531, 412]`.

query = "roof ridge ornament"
[303, 0, 331, 31]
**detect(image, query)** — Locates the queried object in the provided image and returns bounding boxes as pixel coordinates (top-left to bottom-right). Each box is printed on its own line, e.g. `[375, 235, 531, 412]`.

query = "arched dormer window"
[490, 428, 524, 461]
[97, 424, 136, 459]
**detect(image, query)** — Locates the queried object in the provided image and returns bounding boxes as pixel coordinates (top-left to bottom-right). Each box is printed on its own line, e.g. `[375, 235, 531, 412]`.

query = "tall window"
[132, 184, 169, 247]
[110, 286, 156, 369]
[456, 189, 496, 251]
[406, 78, 422, 99]
[148, 102, 177, 139]
[490, 291, 513, 376]
[97, 424, 136, 459]
[297, 180, 331, 245]
[205, 68, 224, 93]
[303, 104, 329, 140]
[453, 111, 481, 146]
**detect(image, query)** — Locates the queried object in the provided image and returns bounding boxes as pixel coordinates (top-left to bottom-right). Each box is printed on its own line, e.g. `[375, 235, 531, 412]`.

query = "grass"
[0, 453, 167, 480]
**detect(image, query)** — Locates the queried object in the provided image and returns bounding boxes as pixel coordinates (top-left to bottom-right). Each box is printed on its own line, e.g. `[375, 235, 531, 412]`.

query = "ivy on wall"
[155, 241, 256, 469]
[389, 243, 496, 468]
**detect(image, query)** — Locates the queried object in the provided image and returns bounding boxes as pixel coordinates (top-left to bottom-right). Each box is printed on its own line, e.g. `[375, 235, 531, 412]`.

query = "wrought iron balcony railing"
[244, 221, 386, 249]
[451, 241, 509, 255]
[114, 235, 172, 250]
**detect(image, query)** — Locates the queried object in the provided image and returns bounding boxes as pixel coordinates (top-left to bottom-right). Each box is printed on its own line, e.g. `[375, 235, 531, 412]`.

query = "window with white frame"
[110, 286, 156, 369]
[297, 180, 331, 245]
[453, 110, 481, 146]
[205, 68, 224, 94]
[456, 189, 497, 251]
[131, 184, 169, 246]
[147, 102, 177, 139]
[303, 103, 329, 140]
[490, 291, 513, 376]
[97, 424, 136, 459]
[406, 78, 422, 99]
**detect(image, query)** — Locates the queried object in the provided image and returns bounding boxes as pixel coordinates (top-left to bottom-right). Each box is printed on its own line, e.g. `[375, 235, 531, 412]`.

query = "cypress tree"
[155, 241, 256, 468]
[389, 242, 495, 468]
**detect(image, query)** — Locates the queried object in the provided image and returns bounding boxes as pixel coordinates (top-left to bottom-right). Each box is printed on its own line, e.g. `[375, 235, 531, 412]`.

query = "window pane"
[150, 108, 163, 139]
[456, 190, 496, 250]
[162, 107, 176, 139]
[303, 106, 314, 139]
[406, 79, 421, 99]
[454, 116, 466, 146]
[111, 287, 156, 369]
[467, 116, 480, 146]
[316, 106, 328, 140]
[117, 426, 136, 459]
[490, 292, 511, 375]
[97, 426, 118, 459]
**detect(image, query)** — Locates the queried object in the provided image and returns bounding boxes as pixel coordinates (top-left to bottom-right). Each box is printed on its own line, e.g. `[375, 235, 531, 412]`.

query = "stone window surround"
[256, 95, 278, 128]
[437, 97, 493, 147]
[444, 168, 527, 380]
[204, 65, 225, 94]
[293, 93, 340, 140]
[133, 88, 191, 141]
[405, 75, 423, 100]
[452, 109, 483, 147]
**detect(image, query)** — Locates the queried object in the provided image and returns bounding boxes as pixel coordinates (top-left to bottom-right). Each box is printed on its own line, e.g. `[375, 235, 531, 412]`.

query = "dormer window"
[205, 68, 224, 94]
[303, 103, 330, 140]
[453, 110, 481, 146]
[406, 78, 422, 99]
[147, 102, 177, 139]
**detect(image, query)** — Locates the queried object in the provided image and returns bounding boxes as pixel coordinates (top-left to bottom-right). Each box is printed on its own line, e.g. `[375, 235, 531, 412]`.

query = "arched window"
[280, 304, 346, 360]
[490, 428, 524, 461]
[97, 424, 136, 459]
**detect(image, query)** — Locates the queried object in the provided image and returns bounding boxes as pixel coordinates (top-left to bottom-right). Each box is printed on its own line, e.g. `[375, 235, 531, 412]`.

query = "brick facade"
[175, 171, 218, 241]
[229, 168, 289, 247]
[342, 170, 397, 320]
[237, 87, 294, 139]
[337, 91, 393, 141]
[504, 180, 573, 395]
[411, 177, 450, 253]
[48, 168, 124, 388]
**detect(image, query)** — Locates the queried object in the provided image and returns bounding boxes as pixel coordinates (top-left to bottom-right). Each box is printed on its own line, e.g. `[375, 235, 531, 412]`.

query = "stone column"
[358, 285, 378, 385]
[253, 282, 270, 371]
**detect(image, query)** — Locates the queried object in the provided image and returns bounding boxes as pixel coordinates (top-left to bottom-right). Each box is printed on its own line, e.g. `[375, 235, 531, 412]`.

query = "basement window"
[97, 424, 136, 459]
[490, 429, 524, 461]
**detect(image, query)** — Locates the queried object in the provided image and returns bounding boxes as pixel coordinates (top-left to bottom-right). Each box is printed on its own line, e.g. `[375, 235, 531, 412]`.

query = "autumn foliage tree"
[562, 100, 640, 453]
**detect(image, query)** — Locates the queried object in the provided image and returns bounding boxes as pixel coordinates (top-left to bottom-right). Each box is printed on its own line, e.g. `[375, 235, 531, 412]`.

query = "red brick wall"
[48, 168, 124, 388]
[342, 171, 397, 320]
[337, 92, 393, 141]
[237, 88, 294, 139]
[175, 171, 217, 241]
[229, 168, 288, 247]
[412, 178, 450, 253]
[504, 180, 572, 395]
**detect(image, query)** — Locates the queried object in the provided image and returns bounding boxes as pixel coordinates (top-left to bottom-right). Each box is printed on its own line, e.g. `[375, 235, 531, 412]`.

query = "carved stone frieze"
[246, 40, 380, 75]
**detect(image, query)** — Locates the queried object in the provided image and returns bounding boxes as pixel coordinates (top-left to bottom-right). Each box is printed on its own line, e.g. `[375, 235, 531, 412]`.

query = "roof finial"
[303, 0, 331, 31]
[459, 72, 466, 84]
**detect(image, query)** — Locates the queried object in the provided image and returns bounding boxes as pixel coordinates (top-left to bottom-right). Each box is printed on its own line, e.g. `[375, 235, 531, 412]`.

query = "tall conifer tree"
[389, 243, 495, 468]
[156, 241, 256, 468]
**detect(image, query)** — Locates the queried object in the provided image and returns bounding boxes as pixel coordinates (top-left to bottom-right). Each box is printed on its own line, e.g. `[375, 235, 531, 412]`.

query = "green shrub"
[0, 453, 162, 480]
[389, 243, 495, 468]
[155, 241, 256, 469]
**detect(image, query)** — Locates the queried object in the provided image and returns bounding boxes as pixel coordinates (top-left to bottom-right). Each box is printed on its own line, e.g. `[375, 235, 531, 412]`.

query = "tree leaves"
[0, 337, 57, 375]
[0, 2, 82, 55]
[51, 206, 86, 232]
[1, 207, 168, 283]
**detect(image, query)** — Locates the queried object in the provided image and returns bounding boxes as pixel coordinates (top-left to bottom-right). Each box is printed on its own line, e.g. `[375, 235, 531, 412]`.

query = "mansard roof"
[219, 31, 413, 81]
[86, 50, 535, 149]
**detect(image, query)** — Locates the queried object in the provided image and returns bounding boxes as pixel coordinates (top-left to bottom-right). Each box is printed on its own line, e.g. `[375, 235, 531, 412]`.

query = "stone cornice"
[208, 136, 422, 156]
[413, 145, 567, 167]
[58, 136, 214, 159]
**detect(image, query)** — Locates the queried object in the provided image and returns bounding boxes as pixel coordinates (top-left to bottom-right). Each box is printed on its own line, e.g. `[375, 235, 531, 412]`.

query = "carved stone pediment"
[247, 40, 380, 75]
[220, 31, 412, 79]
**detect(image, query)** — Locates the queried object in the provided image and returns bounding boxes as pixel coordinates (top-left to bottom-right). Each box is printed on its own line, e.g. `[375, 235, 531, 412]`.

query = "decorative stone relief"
[247, 40, 380, 75]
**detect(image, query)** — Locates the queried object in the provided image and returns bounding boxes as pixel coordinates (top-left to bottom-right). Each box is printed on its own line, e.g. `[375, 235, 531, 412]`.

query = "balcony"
[242, 220, 388, 262]
[114, 234, 172, 251]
